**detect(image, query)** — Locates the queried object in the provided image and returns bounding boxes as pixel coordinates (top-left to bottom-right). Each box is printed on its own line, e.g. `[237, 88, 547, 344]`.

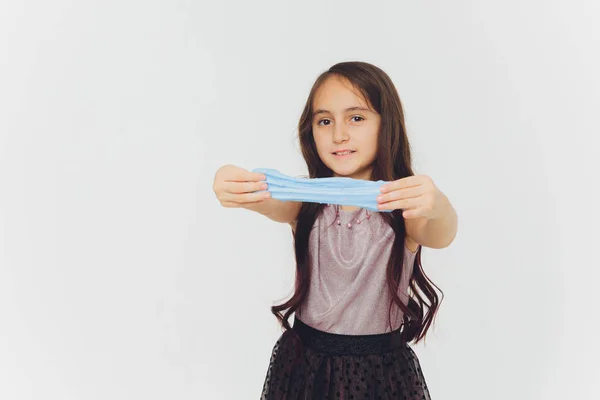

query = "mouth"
[332, 150, 356, 157]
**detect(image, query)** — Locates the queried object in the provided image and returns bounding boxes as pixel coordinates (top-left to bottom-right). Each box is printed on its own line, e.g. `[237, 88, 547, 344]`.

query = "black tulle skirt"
[260, 318, 431, 399]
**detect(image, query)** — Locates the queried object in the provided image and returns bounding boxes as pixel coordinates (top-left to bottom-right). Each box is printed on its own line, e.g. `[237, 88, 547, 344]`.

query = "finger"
[380, 176, 422, 193]
[377, 197, 422, 211]
[222, 180, 268, 194]
[226, 170, 267, 183]
[376, 186, 425, 204]
[221, 190, 271, 204]
[402, 208, 424, 219]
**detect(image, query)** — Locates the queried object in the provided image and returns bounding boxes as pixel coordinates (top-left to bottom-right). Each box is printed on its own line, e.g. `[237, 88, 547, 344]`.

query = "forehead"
[312, 75, 371, 111]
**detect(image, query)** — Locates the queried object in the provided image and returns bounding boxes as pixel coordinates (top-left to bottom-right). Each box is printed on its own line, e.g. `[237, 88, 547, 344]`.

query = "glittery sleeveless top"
[295, 204, 419, 335]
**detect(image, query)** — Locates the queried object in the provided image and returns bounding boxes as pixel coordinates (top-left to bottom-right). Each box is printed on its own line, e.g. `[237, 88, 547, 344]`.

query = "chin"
[327, 164, 353, 176]
[329, 165, 370, 180]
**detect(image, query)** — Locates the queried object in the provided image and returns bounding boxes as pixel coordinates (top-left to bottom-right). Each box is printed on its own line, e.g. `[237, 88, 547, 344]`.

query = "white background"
[1, 0, 599, 399]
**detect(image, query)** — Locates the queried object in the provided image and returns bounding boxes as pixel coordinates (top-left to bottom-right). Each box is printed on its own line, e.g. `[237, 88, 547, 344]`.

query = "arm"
[377, 174, 458, 249]
[405, 191, 457, 249]
[245, 198, 302, 226]
[213, 165, 301, 228]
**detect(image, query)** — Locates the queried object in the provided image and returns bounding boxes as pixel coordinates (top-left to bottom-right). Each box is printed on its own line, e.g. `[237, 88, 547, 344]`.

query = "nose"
[332, 121, 349, 144]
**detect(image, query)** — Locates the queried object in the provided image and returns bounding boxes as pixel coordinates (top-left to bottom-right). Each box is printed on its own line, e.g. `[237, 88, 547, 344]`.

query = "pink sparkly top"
[295, 204, 419, 335]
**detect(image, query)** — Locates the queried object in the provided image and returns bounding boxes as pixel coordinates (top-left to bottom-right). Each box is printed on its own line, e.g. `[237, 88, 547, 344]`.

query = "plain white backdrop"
[1, 0, 598, 399]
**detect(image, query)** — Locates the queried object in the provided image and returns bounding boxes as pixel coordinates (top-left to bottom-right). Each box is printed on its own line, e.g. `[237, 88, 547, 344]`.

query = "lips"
[332, 149, 356, 155]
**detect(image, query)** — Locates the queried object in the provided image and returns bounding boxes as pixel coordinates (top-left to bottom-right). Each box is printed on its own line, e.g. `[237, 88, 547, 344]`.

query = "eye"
[351, 116, 364, 122]
[317, 119, 331, 126]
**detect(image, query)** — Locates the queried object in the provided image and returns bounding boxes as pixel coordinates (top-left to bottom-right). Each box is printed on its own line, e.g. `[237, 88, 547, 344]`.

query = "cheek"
[368, 135, 379, 152]
[312, 130, 327, 149]
[367, 127, 379, 150]
[355, 128, 379, 152]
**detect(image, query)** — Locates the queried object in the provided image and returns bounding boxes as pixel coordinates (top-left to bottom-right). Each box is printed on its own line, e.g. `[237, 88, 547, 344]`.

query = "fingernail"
[261, 184, 268, 190]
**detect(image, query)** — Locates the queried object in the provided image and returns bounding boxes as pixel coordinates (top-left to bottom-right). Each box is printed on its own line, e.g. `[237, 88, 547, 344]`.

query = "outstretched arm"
[245, 198, 302, 226]
[213, 164, 301, 227]
[404, 192, 457, 249]
[376, 175, 458, 249]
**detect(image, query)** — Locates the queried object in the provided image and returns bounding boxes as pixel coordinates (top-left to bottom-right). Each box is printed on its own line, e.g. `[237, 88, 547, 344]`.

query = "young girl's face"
[311, 75, 381, 181]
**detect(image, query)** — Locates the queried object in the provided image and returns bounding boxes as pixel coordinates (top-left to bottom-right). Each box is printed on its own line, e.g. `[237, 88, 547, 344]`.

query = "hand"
[212, 165, 271, 208]
[376, 175, 445, 220]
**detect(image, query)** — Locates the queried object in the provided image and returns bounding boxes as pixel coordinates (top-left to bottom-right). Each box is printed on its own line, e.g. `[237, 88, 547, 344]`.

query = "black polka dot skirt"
[260, 317, 431, 399]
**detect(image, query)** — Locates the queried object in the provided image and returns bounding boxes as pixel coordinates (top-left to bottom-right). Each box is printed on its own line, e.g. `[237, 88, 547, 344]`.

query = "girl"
[213, 61, 458, 399]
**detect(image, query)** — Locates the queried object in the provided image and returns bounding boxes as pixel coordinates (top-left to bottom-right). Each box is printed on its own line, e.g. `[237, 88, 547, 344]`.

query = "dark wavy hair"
[271, 61, 443, 346]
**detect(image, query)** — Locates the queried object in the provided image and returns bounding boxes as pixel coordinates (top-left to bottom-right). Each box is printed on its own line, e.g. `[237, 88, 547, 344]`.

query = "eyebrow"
[313, 106, 372, 116]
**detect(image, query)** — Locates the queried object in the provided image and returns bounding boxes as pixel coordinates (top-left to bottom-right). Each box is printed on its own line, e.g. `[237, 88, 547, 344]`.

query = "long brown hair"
[271, 61, 443, 345]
